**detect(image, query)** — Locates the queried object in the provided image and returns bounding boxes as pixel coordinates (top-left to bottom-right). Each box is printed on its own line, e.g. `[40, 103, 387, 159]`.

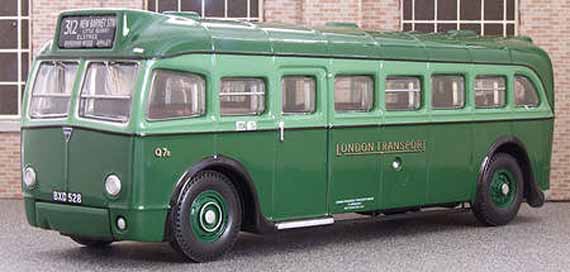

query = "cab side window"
[220, 78, 265, 116]
[282, 76, 316, 114]
[431, 75, 465, 109]
[334, 76, 373, 112]
[385, 76, 421, 111]
[475, 76, 506, 108]
[148, 70, 206, 120]
[514, 76, 540, 107]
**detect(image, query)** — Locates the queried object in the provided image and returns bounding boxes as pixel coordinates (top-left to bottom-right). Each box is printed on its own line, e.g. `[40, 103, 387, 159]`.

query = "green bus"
[22, 9, 554, 262]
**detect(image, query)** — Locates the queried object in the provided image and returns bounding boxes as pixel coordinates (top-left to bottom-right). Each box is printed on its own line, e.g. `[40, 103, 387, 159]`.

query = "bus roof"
[42, 9, 554, 108]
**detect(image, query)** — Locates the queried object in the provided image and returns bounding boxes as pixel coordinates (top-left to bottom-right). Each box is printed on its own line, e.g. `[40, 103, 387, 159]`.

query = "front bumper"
[25, 198, 168, 242]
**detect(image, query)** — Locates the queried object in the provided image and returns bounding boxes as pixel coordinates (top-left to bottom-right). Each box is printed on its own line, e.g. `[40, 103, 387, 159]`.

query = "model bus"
[21, 9, 554, 262]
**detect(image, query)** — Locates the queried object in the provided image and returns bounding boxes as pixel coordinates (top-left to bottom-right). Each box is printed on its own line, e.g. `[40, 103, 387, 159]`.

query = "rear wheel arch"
[167, 155, 273, 238]
[479, 136, 545, 207]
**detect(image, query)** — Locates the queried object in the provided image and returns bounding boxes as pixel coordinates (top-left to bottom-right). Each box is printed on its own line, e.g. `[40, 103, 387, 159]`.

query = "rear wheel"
[69, 236, 113, 248]
[472, 153, 524, 226]
[169, 170, 242, 263]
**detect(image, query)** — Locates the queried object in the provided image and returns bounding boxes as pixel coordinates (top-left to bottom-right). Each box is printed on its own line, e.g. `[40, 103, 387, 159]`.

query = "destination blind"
[58, 15, 117, 49]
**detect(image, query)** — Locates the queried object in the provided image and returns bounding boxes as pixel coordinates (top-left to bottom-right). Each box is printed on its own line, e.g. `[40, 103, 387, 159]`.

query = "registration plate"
[53, 191, 83, 204]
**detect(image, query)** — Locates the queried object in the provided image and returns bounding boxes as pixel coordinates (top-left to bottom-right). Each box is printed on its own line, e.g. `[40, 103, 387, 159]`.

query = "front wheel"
[169, 170, 242, 263]
[472, 153, 524, 226]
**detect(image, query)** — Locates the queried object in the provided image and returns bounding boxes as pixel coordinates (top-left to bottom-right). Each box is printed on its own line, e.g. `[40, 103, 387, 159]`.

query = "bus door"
[273, 67, 329, 220]
[327, 60, 382, 214]
[379, 65, 430, 210]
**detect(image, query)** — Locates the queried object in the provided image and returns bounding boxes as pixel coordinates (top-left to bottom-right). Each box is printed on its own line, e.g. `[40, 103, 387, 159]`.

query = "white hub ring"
[199, 202, 223, 233]
[204, 210, 217, 225]
[501, 183, 510, 196]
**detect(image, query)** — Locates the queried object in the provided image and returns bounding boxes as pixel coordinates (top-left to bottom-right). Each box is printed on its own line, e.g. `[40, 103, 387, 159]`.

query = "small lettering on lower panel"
[335, 197, 374, 210]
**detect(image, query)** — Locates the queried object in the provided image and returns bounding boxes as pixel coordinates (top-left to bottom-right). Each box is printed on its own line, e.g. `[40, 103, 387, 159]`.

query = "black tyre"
[472, 153, 524, 226]
[69, 236, 113, 248]
[169, 170, 242, 263]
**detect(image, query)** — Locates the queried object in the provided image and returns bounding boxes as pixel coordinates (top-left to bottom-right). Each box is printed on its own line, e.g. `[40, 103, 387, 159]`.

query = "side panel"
[380, 61, 430, 209]
[512, 120, 550, 190]
[274, 128, 327, 219]
[330, 127, 381, 213]
[327, 59, 382, 213]
[509, 68, 554, 191]
[426, 123, 474, 204]
[379, 125, 429, 209]
[137, 54, 277, 219]
[136, 134, 214, 210]
[212, 55, 277, 219]
[215, 131, 276, 218]
[425, 63, 474, 204]
[273, 64, 329, 220]
[471, 121, 513, 191]
[467, 69, 516, 201]
[131, 134, 214, 241]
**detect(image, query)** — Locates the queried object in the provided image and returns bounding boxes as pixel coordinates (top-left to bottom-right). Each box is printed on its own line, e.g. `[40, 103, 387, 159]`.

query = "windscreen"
[29, 62, 78, 118]
[79, 62, 138, 123]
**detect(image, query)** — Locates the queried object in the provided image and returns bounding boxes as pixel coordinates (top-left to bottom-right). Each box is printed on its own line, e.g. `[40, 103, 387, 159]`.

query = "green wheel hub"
[190, 190, 228, 242]
[489, 168, 517, 208]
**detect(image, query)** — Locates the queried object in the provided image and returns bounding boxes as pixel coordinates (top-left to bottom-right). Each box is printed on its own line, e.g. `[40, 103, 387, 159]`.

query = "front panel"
[21, 128, 67, 202]
[67, 128, 133, 208]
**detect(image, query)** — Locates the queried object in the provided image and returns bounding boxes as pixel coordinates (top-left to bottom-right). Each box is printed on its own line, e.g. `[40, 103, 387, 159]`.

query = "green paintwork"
[39, 9, 555, 109]
[20, 9, 554, 243]
[490, 169, 517, 208]
[35, 201, 112, 239]
[190, 190, 228, 242]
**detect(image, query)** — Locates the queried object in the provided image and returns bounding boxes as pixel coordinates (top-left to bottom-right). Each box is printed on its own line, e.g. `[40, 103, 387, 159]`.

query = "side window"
[385, 76, 421, 111]
[147, 70, 206, 120]
[334, 76, 373, 112]
[220, 78, 265, 116]
[282, 76, 316, 114]
[475, 76, 506, 108]
[431, 75, 465, 109]
[514, 76, 540, 107]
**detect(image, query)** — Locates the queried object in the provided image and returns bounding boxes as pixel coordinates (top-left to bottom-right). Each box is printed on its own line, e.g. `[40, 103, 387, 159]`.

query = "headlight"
[105, 174, 122, 197]
[23, 167, 37, 188]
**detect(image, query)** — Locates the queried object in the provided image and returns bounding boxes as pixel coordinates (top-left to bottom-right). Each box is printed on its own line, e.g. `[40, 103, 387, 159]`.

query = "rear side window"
[432, 75, 465, 109]
[514, 76, 539, 107]
[334, 76, 373, 112]
[220, 78, 265, 116]
[29, 61, 78, 118]
[385, 76, 421, 111]
[475, 76, 506, 108]
[79, 62, 138, 123]
[148, 70, 206, 120]
[282, 76, 316, 114]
